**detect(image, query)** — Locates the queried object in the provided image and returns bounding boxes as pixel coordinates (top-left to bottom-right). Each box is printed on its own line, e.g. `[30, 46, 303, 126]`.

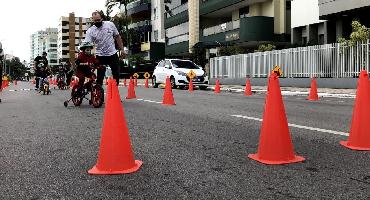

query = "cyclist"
[75, 42, 100, 91]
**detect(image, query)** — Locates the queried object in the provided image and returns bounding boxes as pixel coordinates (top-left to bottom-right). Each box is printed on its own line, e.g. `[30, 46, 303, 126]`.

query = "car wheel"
[178, 86, 185, 90]
[153, 76, 159, 88]
[199, 86, 208, 90]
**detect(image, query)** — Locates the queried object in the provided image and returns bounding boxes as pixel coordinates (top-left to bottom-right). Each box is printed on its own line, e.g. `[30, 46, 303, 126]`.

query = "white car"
[152, 59, 209, 90]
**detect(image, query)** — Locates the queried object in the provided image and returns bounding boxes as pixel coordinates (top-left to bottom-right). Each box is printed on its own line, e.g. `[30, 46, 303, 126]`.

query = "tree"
[338, 20, 370, 46]
[255, 43, 276, 52]
[5, 57, 27, 79]
[190, 47, 207, 68]
[219, 46, 244, 56]
[105, 0, 135, 49]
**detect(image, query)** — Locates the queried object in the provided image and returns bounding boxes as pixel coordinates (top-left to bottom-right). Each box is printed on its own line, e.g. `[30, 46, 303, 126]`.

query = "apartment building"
[57, 13, 91, 64]
[30, 28, 58, 68]
[165, 0, 292, 57]
[292, 0, 370, 45]
[122, 0, 165, 63]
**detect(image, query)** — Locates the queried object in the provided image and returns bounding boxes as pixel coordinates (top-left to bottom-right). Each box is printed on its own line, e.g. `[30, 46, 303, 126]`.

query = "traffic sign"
[187, 70, 197, 79]
[144, 72, 151, 79]
[133, 73, 139, 79]
[272, 66, 283, 77]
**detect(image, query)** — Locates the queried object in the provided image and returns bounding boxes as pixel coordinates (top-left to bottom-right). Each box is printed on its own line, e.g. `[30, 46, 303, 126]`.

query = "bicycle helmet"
[79, 42, 94, 51]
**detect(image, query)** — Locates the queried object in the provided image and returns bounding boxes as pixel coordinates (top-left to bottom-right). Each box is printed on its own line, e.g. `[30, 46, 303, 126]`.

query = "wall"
[210, 78, 358, 89]
[151, 0, 165, 42]
[319, 0, 370, 17]
[291, 0, 324, 28]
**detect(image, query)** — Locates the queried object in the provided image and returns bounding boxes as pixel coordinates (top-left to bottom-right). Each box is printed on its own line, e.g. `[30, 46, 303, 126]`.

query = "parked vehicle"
[152, 59, 209, 90]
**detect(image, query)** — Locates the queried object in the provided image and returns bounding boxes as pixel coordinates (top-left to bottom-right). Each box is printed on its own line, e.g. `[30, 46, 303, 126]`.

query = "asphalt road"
[1, 81, 369, 199]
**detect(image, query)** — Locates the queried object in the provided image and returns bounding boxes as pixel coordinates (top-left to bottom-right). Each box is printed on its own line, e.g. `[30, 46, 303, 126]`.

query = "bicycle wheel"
[91, 84, 103, 108]
[71, 85, 83, 106]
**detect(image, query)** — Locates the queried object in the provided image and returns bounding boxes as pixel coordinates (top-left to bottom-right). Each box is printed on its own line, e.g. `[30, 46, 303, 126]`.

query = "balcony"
[164, 3, 188, 29]
[200, 0, 270, 16]
[319, 0, 370, 19]
[125, 0, 151, 17]
[128, 20, 152, 32]
[201, 16, 274, 44]
[165, 41, 189, 57]
[203, 20, 240, 37]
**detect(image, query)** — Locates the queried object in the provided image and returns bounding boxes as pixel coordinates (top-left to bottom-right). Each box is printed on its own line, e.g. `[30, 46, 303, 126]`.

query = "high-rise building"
[30, 28, 58, 68]
[57, 13, 91, 64]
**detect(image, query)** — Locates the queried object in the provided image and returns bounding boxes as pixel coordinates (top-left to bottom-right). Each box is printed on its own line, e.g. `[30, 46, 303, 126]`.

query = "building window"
[166, 22, 189, 39]
[154, 30, 158, 42]
[153, 8, 157, 20]
[302, 37, 307, 45]
[239, 7, 249, 18]
[62, 36, 69, 40]
[62, 21, 69, 26]
[319, 34, 325, 45]
[50, 44, 57, 48]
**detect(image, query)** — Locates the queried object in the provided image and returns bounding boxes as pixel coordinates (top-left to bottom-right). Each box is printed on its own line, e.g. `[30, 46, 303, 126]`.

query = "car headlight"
[176, 71, 187, 76]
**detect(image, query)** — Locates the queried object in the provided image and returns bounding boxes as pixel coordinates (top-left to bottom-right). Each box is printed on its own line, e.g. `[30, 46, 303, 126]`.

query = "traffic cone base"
[340, 141, 370, 151]
[248, 154, 305, 165]
[88, 160, 143, 175]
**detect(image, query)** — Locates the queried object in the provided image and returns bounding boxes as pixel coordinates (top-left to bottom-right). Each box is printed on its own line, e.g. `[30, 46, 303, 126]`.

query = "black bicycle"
[64, 68, 104, 108]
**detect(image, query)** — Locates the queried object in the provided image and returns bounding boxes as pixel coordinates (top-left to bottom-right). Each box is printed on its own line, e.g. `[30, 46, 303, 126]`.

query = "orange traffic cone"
[307, 78, 319, 101]
[124, 78, 127, 87]
[134, 78, 138, 87]
[214, 80, 221, 93]
[145, 78, 149, 88]
[188, 79, 194, 92]
[340, 70, 370, 150]
[126, 77, 136, 99]
[248, 73, 305, 165]
[244, 79, 252, 96]
[88, 79, 142, 175]
[162, 77, 176, 105]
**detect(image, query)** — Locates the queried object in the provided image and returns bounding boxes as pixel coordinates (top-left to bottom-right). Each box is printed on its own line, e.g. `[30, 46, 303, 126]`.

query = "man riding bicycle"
[34, 52, 49, 90]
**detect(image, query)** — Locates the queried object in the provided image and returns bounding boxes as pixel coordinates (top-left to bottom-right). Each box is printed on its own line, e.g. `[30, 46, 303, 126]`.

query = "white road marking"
[231, 114, 349, 136]
[138, 99, 163, 104]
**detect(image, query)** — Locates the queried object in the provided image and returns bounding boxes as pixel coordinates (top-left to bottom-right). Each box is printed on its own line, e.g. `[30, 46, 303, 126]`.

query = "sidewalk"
[118, 79, 357, 98]
[209, 84, 356, 98]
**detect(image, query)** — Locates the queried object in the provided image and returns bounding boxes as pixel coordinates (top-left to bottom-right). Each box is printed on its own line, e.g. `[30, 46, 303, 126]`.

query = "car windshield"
[171, 60, 200, 69]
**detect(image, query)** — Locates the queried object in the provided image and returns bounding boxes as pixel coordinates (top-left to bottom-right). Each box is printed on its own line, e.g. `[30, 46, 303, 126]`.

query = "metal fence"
[210, 41, 370, 79]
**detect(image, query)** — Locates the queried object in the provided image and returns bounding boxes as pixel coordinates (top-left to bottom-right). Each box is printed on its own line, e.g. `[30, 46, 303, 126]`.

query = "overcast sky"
[0, 0, 119, 62]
